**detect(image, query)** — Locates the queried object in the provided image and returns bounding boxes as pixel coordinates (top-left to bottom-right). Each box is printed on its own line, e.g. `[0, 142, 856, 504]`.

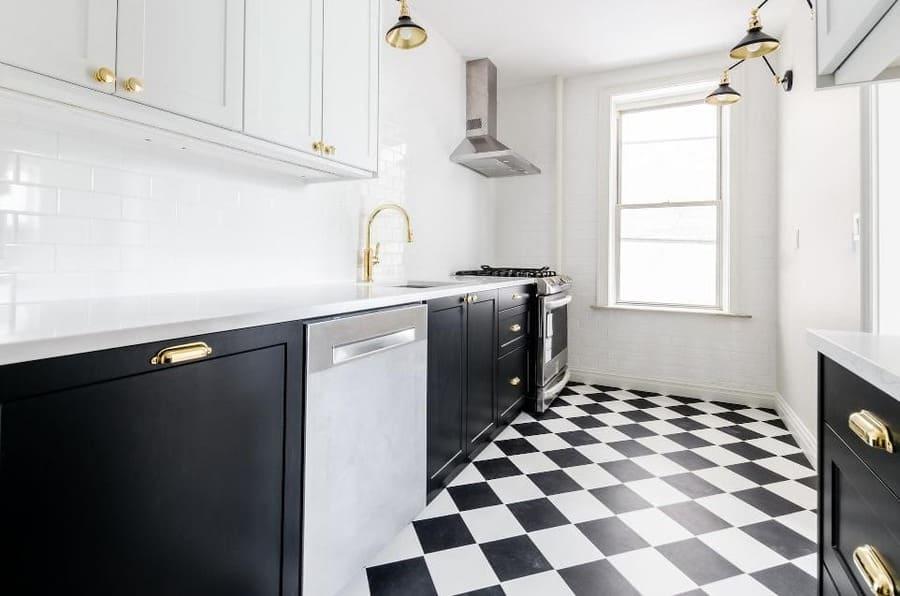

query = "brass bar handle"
[509, 377, 521, 387]
[854, 545, 896, 596]
[849, 410, 894, 453]
[150, 342, 213, 366]
[511, 293, 529, 300]
[509, 323, 523, 333]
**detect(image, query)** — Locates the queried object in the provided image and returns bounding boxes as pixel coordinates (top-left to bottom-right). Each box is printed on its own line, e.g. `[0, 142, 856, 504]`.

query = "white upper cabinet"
[817, 0, 896, 75]
[0, 0, 117, 92]
[116, 0, 245, 130]
[244, 0, 324, 154]
[322, 0, 380, 172]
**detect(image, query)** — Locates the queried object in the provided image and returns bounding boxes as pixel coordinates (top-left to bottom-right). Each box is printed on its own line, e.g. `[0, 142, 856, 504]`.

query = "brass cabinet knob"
[94, 66, 116, 84]
[312, 140, 325, 153]
[467, 294, 479, 303]
[324, 145, 336, 155]
[853, 545, 896, 596]
[123, 77, 144, 93]
[150, 341, 212, 366]
[509, 377, 521, 387]
[849, 410, 894, 453]
[509, 323, 522, 333]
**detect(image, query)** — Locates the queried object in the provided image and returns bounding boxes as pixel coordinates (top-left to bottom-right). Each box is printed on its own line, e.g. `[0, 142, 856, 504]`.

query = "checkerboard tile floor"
[358, 383, 818, 596]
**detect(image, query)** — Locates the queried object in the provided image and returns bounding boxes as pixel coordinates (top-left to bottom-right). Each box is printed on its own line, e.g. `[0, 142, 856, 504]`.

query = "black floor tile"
[668, 417, 709, 431]
[512, 422, 551, 436]
[775, 434, 800, 447]
[669, 405, 706, 417]
[711, 401, 750, 411]
[577, 403, 612, 415]
[727, 462, 788, 486]
[732, 487, 803, 517]
[599, 459, 654, 482]
[367, 557, 437, 596]
[669, 395, 703, 404]
[590, 384, 620, 392]
[495, 438, 538, 456]
[752, 563, 817, 595]
[413, 514, 476, 553]
[609, 440, 655, 458]
[590, 485, 653, 513]
[668, 432, 713, 449]
[587, 392, 617, 403]
[622, 398, 657, 409]
[560, 560, 640, 596]
[659, 501, 730, 535]
[661, 472, 723, 499]
[629, 389, 660, 398]
[621, 410, 658, 423]
[785, 451, 814, 469]
[719, 425, 764, 441]
[740, 520, 816, 559]
[557, 430, 600, 446]
[615, 423, 657, 439]
[664, 450, 717, 471]
[577, 517, 649, 556]
[714, 411, 757, 425]
[657, 538, 742, 585]
[568, 415, 605, 429]
[480, 535, 552, 581]
[543, 448, 592, 468]
[507, 497, 570, 531]
[447, 482, 503, 511]
[474, 458, 523, 480]
[528, 470, 583, 495]
[721, 441, 774, 461]
[798, 475, 818, 490]
[456, 587, 505, 596]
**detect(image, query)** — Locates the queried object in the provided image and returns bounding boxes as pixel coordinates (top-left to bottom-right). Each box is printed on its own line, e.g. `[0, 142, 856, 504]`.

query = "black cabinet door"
[0, 323, 302, 596]
[427, 297, 468, 500]
[466, 291, 498, 455]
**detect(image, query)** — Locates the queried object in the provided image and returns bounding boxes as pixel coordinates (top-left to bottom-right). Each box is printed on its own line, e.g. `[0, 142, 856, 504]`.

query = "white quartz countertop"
[808, 329, 900, 401]
[0, 277, 534, 366]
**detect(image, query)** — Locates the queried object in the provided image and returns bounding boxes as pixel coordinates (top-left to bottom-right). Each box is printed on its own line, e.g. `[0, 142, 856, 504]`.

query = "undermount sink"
[393, 281, 462, 289]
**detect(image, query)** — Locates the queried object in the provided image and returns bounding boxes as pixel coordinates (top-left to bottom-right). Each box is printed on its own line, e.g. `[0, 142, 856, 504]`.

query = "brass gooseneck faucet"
[362, 203, 414, 283]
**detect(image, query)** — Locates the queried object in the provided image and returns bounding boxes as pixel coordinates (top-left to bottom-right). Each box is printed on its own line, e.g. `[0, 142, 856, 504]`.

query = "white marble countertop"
[0, 277, 534, 366]
[808, 329, 900, 401]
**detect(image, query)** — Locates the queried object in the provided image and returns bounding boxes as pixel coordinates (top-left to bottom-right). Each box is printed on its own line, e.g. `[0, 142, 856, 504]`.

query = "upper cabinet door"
[116, 0, 244, 130]
[0, 0, 117, 92]
[244, 0, 323, 154]
[322, 0, 379, 172]
[817, 0, 895, 74]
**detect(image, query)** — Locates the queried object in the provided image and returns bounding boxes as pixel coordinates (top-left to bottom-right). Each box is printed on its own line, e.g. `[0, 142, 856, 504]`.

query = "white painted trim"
[773, 391, 818, 470]
[555, 75, 565, 273]
[568, 367, 775, 409]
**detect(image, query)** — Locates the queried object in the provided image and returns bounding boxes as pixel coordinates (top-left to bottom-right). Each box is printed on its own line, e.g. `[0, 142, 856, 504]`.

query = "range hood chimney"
[451, 59, 541, 178]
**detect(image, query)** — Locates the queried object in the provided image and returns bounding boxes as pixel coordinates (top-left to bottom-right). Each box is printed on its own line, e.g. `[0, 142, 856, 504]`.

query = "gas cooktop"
[455, 265, 558, 278]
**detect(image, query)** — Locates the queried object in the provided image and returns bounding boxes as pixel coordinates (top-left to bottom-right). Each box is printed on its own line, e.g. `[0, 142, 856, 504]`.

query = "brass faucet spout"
[362, 203, 414, 283]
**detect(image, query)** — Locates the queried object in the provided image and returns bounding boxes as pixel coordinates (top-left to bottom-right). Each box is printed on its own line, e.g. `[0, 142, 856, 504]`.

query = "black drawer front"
[499, 284, 533, 312]
[499, 307, 529, 355]
[498, 347, 528, 420]
[822, 356, 900, 498]
[821, 427, 900, 596]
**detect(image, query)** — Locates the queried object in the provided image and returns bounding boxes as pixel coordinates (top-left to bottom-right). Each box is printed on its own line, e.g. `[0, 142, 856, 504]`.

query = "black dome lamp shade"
[706, 69, 742, 106]
[386, 0, 428, 50]
[730, 8, 780, 60]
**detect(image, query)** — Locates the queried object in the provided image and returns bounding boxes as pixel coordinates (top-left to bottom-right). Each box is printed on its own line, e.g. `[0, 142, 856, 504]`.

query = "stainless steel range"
[455, 266, 572, 413]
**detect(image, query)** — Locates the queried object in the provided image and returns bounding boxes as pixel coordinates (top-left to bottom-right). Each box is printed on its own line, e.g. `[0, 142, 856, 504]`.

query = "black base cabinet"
[818, 355, 900, 596]
[426, 286, 534, 502]
[0, 323, 303, 596]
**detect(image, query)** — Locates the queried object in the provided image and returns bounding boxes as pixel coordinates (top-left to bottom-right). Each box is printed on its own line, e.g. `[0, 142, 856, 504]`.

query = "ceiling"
[415, 0, 795, 87]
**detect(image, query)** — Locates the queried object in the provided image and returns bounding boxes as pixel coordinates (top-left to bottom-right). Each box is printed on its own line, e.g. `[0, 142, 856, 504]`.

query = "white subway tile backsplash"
[0, 122, 58, 157]
[59, 190, 122, 219]
[16, 214, 92, 245]
[0, 151, 16, 181]
[56, 245, 121, 273]
[90, 220, 149, 246]
[0, 244, 55, 272]
[121, 196, 176, 223]
[0, 274, 13, 304]
[92, 166, 152, 198]
[18, 155, 92, 191]
[0, 184, 59, 214]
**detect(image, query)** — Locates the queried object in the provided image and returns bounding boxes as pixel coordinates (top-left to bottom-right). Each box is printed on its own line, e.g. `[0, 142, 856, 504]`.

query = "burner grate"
[455, 265, 558, 278]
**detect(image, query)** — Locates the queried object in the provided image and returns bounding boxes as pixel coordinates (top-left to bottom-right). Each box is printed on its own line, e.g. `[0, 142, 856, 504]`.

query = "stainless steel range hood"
[451, 59, 541, 178]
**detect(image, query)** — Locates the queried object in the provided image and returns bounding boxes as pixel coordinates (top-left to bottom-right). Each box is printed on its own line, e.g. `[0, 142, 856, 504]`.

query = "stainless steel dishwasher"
[302, 304, 427, 596]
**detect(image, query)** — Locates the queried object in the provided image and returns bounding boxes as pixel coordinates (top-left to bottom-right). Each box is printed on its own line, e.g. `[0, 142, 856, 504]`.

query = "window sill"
[591, 304, 752, 318]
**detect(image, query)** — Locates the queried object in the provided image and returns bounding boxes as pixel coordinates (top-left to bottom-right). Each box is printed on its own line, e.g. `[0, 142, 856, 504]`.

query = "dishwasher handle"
[333, 328, 416, 365]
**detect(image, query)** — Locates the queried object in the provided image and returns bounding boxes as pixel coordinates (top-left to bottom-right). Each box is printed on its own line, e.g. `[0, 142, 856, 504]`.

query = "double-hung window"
[610, 88, 729, 311]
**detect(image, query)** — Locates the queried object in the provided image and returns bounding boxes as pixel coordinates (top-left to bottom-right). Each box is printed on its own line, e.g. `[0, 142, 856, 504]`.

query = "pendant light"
[706, 69, 742, 106]
[730, 8, 780, 60]
[385, 0, 428, 50]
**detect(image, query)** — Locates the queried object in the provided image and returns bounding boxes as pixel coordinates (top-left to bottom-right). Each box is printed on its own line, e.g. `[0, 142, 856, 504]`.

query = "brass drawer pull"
[511, 293, 528, 300]
[509, 377, 521, 387]
[509, 323, 523, 333]
[467, 294, 479, 303]
[849, 410, 894, 453]
[854, 545, 896, 596]
[150, 342, 213, 365]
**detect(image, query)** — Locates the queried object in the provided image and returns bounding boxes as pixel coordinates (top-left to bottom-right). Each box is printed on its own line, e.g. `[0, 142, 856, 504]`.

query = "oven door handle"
[544, 295, 572, 312]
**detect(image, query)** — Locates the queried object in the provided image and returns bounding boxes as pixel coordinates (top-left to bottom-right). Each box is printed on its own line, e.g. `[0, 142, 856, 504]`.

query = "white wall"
[876, 81, 900, 334]
[497, 53, 779, 400]
[776, 6, 862, 436]
[0, 0, 495, 311]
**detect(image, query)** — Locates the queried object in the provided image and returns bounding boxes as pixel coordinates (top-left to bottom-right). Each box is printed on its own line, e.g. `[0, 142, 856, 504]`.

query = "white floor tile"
[487, 476, 545, 503]
[693, 428, 744, 446]
[694, 466, 758, 493]
[602, 400, 638, 413]
[695, 493, 770, 527]
[496, 425, 524, 441]
[502, 570, 575, 596]
[693, 414, 733, 428]
[449, 464, 485, 486]
[524, 433, 571, 452]
[701, 573, 777, 596]
[593, 412, 635, 427]
[742, 408, 780, 421]
[425, 544, 499, 595]
[691, 401, 729, 414]
[584, 425, 632, 443]
[626, 478, 691, 507]
[645, 406, 682, 420]
[553, 405, 587, 418]
[765, 480, 817, 510]
[748, 437, 801, 456]
[575, 442, 628, 463]
[608, 547, 698, 595]
[641, 420, 685, 436]
[633, 454, 688, 477]
[509, 452, 559, 474]
[693, 445, 748, 466]
[474, 443, 507, 461]
[619, 508, 693, 546]
[564, 464, 621, 489]
[548, 491, 614, 524]
[460, 505, 527, 543]
[540, 418, 582, 433]
[793, 553, 818, 577]
[744, 421, 789, 437]
[636, 435, 685, 454]
[529, 525, 604, 569]
[699, 528, 788, 573]
[774, 510, 817, 543]
[755, 456, 815, 480]
[415, 490, 458, 520]
[367, 524, 424, 567]
[647, 395, 682, 407]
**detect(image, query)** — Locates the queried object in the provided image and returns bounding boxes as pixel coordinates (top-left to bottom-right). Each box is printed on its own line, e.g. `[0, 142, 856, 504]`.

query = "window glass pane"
[620, 138, 718, 204]
[878, 81, 900, 333]
[621, 102, 716, 143]
[619, 206, 718, 306]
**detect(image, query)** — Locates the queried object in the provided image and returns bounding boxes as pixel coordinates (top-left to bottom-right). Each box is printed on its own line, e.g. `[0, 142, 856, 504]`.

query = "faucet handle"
[373, 242, 381, 265]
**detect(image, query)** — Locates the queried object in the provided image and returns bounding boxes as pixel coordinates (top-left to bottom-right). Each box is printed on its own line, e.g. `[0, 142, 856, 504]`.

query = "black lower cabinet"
[0, 323, 303, 596]
[466, 292, 499, 453]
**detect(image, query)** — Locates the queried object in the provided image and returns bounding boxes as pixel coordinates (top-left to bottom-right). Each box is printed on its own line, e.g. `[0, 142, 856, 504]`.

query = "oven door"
[537, 293, 571, 386]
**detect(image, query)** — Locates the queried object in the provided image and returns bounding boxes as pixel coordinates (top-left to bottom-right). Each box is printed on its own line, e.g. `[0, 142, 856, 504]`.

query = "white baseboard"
[773, 391, 818, 470]
[568, 368, 776, 409]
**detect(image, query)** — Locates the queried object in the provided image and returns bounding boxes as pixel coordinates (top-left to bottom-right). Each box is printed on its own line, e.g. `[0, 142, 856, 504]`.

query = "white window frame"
[607, 83, 731, 313]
